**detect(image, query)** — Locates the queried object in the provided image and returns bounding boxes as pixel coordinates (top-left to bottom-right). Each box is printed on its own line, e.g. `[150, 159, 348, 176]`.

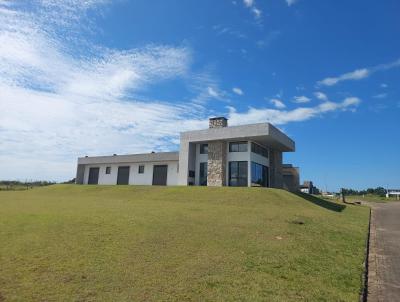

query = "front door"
[88, 167, 99, 184]
[117, 166, 130, 185]
[200, 162, 208, 186]
[152, 165, 168, 186]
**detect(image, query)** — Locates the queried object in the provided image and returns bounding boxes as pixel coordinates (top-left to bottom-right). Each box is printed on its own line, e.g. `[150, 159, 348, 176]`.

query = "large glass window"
[229, 141, 248, 152]
[229, 161, 248, 187]
[200, 144, 208, 154]
[199, 162, 207, 186]
[251, 162, 269, 187]
[251, 142, 268, 158]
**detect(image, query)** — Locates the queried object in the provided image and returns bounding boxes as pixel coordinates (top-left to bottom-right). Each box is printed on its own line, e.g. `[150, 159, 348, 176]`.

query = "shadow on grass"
[295, 192, 346, 212]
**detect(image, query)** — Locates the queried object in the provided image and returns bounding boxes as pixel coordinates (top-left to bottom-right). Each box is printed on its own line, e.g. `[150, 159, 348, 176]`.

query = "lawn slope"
[0, 185, 369, 301]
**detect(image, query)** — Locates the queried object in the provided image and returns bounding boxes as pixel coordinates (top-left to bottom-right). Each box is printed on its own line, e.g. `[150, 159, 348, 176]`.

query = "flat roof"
[78, 151, 179, 165]
[180, 122, 295, 152]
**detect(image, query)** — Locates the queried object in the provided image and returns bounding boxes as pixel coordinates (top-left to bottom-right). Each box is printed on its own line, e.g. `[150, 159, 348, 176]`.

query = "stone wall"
[209, 117, 228, 128]
[207, 140, 227, 186]
[269, 149, 283, 188]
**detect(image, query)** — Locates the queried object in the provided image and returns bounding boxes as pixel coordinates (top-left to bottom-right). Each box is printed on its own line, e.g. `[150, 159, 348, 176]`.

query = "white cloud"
[232, 87, 244, 95]
[270, 98, 286, 109]
[243, 0, 254, 7]
[286, 0, 298, 7]
[207, 86, 220, 98]
[293, 95, 311, 103]
[318, 69, 369, 86]
[227, 97, 361, 126]
[380, 83, 388, 88]
[242, 0, 262, 19]
[318, 58, 400, 87]
[212, 25, 246, 39]
[342, 97, 361, 107]
[314, 92, 329, 102]
[183, 67, 227, 104]
[0, 1, 208, 181]
[372, 93, 387, 99]
[252, 7, 262, 18]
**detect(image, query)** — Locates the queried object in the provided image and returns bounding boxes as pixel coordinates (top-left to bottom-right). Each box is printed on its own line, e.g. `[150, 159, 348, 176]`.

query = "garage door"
[117, 166, 130, 185]
[88, 167, 99, 185]
[152, 165, 168, 186]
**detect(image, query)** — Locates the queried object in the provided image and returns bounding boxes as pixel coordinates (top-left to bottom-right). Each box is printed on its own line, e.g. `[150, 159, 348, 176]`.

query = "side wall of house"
[82, 161, 179, 185]
[75, 164, 85, 184]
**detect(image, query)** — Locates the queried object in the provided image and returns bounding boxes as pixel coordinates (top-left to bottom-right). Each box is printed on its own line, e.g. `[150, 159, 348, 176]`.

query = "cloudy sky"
[0, 0, 399, 190]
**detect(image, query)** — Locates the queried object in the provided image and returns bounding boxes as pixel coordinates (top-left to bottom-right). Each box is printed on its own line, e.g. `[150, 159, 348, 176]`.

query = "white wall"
[83, 161, 179, 185]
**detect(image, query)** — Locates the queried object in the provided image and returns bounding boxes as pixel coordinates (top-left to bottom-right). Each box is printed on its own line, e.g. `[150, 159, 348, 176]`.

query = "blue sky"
[0, 0, 399, 191]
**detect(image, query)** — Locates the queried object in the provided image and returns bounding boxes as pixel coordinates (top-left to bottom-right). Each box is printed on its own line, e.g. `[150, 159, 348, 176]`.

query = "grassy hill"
[0, 185, 369, 301]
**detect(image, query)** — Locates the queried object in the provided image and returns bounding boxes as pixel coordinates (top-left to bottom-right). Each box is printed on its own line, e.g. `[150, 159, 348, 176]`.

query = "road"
[368, 202, 400, 302]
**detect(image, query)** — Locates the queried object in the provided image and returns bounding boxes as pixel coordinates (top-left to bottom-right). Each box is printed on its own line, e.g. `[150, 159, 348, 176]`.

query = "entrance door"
[88, 167, 99, 184]
[117, 166, 130, 185]
[200, 162, 208, 186]
[152, 165, 168, 186]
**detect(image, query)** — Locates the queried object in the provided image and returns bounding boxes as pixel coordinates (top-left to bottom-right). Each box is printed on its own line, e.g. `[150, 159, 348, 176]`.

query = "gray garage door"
[117, 166, 130, 185]
[88, 167, 99, 185]
[152, 165, 168, 186]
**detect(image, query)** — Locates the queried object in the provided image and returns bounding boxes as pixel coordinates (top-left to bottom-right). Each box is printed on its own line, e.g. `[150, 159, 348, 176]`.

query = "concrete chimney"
[209, 117, 228, 128]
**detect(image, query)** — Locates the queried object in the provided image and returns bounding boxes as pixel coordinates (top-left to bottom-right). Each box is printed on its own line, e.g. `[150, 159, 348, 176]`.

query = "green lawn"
[346, 194, 399, 203]
[0, 185, 369, 301]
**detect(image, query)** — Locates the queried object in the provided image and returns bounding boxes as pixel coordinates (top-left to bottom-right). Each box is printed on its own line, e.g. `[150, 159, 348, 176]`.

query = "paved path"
[368, 202, 400, 302]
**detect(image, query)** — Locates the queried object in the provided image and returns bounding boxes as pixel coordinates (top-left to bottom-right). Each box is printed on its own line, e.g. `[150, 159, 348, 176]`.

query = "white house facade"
[76, 117, 299, 190]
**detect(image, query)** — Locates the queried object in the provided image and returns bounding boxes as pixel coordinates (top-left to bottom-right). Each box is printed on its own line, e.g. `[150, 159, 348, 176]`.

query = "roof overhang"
[180, 122, 295, 152]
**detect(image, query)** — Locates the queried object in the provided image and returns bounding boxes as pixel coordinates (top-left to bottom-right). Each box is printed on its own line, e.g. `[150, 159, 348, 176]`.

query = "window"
[229, 141, 248, 152]
[199, 162, 208, 186]
[229, 161, 248, 187]
[105, 167, 111, 174]
[138, 165, 144, 174]
[189, 170, 195, 178]
[251, 142, 268, 158]
[251, 162, 269, 187]
[200, 144, 208, 154]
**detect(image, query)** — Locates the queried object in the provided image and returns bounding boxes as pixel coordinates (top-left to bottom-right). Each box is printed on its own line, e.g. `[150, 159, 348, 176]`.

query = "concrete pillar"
[269, 149, 283, 188]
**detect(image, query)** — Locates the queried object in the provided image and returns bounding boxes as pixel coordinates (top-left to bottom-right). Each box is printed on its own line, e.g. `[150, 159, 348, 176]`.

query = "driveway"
[368, 202, 400, 302]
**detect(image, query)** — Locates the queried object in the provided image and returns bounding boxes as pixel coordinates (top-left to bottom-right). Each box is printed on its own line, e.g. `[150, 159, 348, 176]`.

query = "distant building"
[76, 117, 299, 189]
[300, 181, 319, 194]
[386, 189, 400, 199]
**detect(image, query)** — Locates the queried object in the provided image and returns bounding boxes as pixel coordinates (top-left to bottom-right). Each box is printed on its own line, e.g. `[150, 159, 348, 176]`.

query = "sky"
[0, 0, 399, 191]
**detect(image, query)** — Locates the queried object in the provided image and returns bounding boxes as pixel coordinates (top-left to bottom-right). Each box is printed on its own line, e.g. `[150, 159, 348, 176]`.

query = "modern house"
[75, 117, 299, 189]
